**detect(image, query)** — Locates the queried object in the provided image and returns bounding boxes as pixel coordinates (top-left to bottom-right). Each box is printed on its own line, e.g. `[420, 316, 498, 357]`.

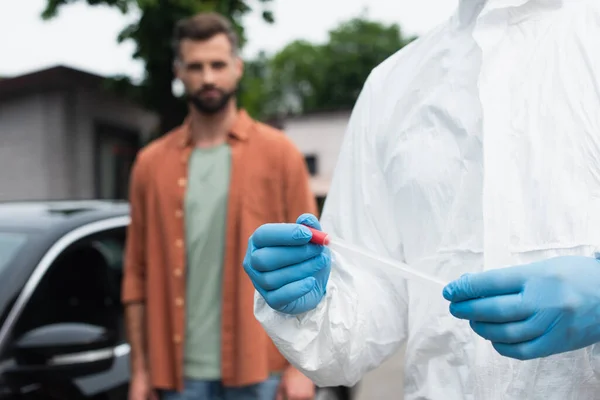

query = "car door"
[0, 224, 130, 399]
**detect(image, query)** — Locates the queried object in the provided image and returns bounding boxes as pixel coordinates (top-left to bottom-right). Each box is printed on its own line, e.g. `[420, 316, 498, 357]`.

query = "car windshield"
[0, 232, 29, 275]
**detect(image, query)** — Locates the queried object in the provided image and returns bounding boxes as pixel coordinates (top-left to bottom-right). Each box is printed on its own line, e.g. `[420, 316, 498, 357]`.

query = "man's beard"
[187, 85, 237, 115]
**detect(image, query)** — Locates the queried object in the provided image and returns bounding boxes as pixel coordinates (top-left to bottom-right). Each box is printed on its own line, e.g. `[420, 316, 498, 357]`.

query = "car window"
[10, 227, 126, 345]
[0, 232, 29, 276]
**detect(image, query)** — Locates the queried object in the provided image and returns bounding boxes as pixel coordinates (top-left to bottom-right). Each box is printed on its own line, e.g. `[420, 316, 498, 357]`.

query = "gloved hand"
[443, 255, 600, 360]
[243, 213, 331, 315]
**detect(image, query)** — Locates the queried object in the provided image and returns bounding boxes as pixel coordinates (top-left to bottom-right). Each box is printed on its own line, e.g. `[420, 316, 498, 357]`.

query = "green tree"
[265, 17, 416, 117]
[238, 50, 272, 119]
[42, 0, 275, 135]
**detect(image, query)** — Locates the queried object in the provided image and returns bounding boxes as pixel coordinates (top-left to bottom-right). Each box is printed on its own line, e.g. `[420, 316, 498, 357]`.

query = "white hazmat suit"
[255, 0, 600, 398]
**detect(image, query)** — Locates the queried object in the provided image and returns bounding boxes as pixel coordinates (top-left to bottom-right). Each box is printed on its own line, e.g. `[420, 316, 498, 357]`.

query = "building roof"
[0, 65, 106, 103]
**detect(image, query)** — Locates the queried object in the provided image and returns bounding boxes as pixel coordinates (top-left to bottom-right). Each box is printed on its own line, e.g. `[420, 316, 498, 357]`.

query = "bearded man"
[121, 12, 317, 400]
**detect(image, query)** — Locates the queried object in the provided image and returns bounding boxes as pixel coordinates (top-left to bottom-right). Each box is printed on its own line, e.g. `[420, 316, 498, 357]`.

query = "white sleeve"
[253, 72, 409, 387]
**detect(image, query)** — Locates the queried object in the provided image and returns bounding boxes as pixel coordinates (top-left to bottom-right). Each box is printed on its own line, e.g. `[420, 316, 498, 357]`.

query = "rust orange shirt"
[121, 109, 318, 391]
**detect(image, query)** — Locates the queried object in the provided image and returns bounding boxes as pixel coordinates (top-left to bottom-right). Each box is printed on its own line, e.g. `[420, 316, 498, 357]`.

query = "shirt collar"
[178, 109, 252, 148]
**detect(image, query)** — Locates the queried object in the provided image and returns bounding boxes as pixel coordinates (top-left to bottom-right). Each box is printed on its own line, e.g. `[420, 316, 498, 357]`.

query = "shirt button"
[178, 178, 186, 187]
[175, 239, 183, 248]
[175, 209, 183, 218]
[175, 297, 184, 307]
[173, 334, 181, 344]
[174, 268, 183, 277]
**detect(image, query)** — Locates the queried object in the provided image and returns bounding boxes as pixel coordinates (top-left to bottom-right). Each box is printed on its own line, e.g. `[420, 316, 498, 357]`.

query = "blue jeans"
[161, 376, 280, 400]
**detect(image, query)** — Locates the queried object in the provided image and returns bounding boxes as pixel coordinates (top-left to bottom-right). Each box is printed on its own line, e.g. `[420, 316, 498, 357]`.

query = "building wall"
[68, 89, 158, 199]
[282, 110, 351, 197]
[0, 93, 65, 200]
[45, 92, 71, 199]
[0, 90, 158, 201]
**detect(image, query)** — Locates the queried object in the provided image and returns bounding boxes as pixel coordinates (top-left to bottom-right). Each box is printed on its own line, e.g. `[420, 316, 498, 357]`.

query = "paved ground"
[355, 346, 405, 400]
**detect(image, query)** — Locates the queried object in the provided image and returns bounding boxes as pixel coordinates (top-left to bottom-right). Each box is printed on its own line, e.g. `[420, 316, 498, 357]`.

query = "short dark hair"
[172, 12, 239, 57]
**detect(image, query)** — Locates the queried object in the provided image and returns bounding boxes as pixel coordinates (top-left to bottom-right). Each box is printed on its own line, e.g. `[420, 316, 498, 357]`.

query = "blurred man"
[121, 12, 316, 400]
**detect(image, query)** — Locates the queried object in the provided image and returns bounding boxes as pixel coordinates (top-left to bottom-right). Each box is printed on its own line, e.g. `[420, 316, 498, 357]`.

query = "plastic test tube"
[305, 226, 447, 288]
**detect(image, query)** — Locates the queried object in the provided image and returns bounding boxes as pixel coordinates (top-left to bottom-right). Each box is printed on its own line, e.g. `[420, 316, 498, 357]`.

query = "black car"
[0, 201, 131, 399]
[0, 201, 355, 400]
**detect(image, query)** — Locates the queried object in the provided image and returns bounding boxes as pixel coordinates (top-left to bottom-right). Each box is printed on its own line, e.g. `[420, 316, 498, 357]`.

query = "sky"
[0, 0, 459, 81]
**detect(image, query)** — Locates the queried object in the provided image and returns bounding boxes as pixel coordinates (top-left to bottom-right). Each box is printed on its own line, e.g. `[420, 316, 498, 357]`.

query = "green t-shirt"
[183, 144, 231, 380]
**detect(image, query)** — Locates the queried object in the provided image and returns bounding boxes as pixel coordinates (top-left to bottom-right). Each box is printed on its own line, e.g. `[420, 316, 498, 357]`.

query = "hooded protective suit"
[254, 0, 600, 398]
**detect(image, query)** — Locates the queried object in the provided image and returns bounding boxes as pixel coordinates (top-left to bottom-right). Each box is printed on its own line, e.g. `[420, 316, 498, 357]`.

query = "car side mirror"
[8, 323, 117, 381]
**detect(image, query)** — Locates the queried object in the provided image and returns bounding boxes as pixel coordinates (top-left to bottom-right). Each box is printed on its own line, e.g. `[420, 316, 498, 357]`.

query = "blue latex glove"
[443, 255, 600, 360]
[243, 213, 331, 315]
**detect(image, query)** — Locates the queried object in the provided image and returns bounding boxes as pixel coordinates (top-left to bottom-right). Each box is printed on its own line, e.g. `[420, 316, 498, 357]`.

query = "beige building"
[279, 109, 351, 203]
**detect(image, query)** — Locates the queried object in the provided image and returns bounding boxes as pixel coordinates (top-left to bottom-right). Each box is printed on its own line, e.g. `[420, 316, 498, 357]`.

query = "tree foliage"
[42, 1, 415, 130]
[259, 18, 416, 118]
[42, 0, 275, 134]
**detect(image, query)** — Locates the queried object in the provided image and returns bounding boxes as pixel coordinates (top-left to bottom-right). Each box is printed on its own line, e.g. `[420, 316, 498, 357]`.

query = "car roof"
[0, 200, 130, 234]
